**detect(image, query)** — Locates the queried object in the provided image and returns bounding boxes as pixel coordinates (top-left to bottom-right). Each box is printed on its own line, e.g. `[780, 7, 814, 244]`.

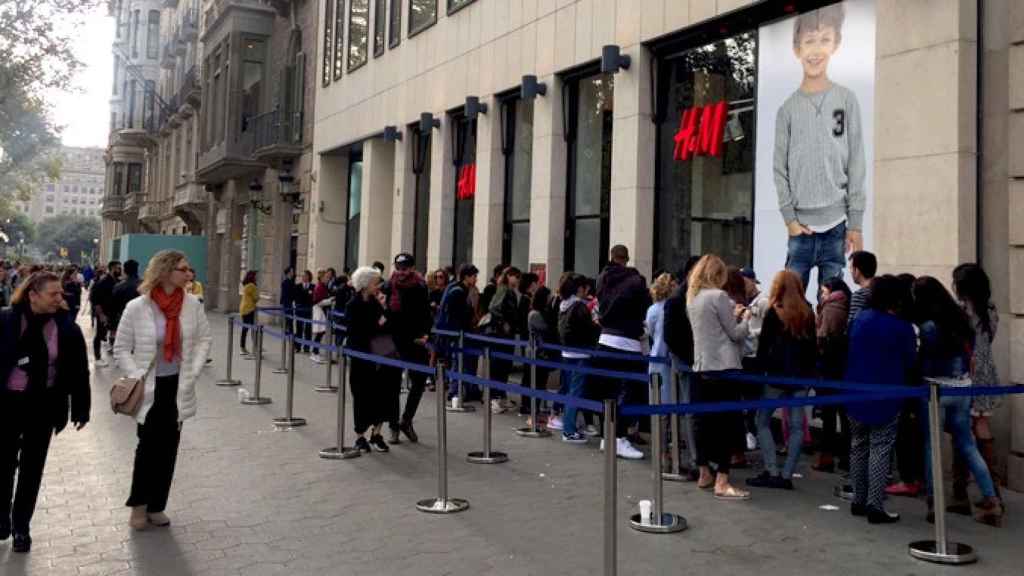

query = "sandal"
[713, 486, 751, 501]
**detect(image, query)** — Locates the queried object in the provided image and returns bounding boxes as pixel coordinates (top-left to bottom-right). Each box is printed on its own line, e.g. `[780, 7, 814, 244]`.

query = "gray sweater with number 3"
[774, 84, 866, 231]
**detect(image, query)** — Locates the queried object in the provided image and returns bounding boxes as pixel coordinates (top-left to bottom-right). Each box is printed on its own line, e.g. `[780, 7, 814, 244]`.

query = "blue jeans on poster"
[785, 221, 847, 293]
[755, 386, 806, 479]
[561, 358, 588, 436]
[923, 395, 997, 499]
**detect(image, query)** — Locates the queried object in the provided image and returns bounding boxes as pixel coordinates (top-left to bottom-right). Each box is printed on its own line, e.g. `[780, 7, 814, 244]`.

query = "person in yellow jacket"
[185, 269, 204, 302]
[239, 270, 259, 355]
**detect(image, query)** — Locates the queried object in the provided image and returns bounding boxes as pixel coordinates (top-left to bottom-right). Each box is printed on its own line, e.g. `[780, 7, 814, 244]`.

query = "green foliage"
[34, 214, 100, 264]
[0, 209, 37, 245]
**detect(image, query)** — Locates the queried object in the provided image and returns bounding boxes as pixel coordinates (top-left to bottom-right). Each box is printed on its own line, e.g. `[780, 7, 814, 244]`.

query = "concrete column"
[309, 152, 348, 272]
[391, 130, 416, 257]
[360, 137, 397, 266]
[473, 101, 504, 278]
[428, 120, 455, 272]
[609, 44, 655, 280]
[529, 74, 568, 285]
[1006, 0, 1024, 490]
[205, 195, 223, 310]
[218, 180, 244, 313]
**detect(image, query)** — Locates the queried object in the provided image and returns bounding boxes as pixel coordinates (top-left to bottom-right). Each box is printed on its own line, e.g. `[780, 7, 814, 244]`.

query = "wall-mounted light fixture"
[521, 75, 547, 99]
[601, 45, 631, 74]
[248, 180, 272, 215]
[465, 96, 488, 119]
[419, 112, 441, 133]
[383, 125, 403, 142]
[278, 160, 303, 210]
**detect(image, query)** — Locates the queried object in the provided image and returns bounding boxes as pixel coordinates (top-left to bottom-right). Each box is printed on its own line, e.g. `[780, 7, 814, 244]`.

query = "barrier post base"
[314, 385, 338, 394]
[215, 379, 241, 387]
[416, 498, 469, 514]
[908, 541, 976, 565]
[466, 451, 508, 464]
[241, 395, 272, 405]
[319, 446, 361, 460]
[629, 512, 688, 534]
[272, 417, 307, 430]
[514, 426, 551, 438]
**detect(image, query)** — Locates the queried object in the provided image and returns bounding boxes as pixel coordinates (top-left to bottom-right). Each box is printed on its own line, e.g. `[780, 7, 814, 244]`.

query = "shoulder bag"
[110, 354, 158, 416]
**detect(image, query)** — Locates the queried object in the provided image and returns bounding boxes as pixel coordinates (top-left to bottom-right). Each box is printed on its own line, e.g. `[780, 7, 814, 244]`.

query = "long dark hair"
[821, 276, 852, 303]
[911, 276, 974, 351]
[952, 263, 994, 338]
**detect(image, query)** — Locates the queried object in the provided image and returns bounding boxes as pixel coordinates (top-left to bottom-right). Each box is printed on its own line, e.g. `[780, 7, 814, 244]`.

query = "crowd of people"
[284, 245, 1006, 529]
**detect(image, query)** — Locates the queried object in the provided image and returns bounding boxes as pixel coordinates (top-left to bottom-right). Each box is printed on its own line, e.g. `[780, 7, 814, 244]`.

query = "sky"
[49, 7, 115, 149]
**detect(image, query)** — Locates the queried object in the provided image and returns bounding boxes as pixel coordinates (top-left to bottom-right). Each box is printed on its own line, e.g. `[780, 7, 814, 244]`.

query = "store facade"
[312, 0, 1024, 487]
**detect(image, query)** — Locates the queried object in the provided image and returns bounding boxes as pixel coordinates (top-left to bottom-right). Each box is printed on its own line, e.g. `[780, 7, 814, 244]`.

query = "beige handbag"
[110, 355, 158, 416]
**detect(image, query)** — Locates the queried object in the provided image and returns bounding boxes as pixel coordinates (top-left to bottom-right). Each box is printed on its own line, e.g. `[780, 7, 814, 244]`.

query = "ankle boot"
[974, 496, 1004, 527]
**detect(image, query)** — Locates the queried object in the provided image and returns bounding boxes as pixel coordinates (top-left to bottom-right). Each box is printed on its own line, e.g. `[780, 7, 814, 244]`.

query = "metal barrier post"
[320, 338, 360, 460]
[604, 399, 617, 576]
[467, 346, 509, 464]
[447, 331, 475, 413]
[516, 334, 550, 438]
[216, 315, 242, 386]
[909, 382, 976, 564]
[417, 363, 469, 513]
[273, 311, 289, 374]
[663, 362, 686, 482]
[315, 318, 337, 393]
[241, 326, 272, 404]
[272, 335, 307, 430]
[630, 372, 686, 533]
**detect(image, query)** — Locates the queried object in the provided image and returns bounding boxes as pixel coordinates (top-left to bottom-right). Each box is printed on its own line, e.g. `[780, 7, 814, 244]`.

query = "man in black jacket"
[435, 264, 479, 400]
[0, 271, 90, 553]
[662, 256, 702, 478]
[388, 253, 433, 443]
[88, 260, 120, 367]
[109, 259, 141, 344]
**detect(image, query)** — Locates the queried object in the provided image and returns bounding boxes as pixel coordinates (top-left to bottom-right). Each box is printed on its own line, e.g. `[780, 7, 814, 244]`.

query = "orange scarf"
[151, 287, 184, 362]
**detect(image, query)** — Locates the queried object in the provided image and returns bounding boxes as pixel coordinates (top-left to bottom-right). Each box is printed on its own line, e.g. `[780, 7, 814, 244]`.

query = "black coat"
[662, 285, 694, 365]
[110, 275, 141, 326]
[596, 264, 651, 340]
[0, 306, 90, 433]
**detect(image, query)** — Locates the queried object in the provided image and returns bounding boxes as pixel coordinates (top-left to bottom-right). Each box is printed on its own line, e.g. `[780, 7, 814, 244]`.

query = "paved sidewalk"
[1, 312, 1020, 575]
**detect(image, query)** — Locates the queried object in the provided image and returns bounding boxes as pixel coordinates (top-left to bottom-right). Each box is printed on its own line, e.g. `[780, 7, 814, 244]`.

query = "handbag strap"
[139, 351, 159, 382]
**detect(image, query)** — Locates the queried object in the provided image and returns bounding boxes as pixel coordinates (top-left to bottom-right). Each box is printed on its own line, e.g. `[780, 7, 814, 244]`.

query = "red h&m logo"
[456, 163, 476, 200]
[673, 100, 728, 161]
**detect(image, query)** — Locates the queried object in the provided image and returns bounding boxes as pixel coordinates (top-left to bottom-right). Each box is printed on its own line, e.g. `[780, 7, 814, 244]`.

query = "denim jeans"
[785, 221, 846, 293]
[678, 371, 698, 468]
[561, 358, 588, 436]
[755, 386, 806, 479]
[923, 395, 997, 499]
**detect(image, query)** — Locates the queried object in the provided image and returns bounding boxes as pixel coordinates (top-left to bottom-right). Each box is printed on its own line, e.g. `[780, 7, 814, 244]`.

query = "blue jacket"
[844, 310, 917, 425]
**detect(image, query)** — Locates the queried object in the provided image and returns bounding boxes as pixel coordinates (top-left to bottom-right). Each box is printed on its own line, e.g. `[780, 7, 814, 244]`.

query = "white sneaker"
[93, 358, 109, 367]
[310, 354, 326, 364]
[547, 415, 564, 431]
[490, 399, 506, 414]
[746, 432, 757, 451]
[616, 438, 644, 460]
[584, 424, 600, 437]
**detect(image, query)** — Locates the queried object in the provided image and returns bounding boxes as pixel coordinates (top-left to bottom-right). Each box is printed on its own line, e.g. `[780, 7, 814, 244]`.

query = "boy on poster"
[774, 3, 865, 292]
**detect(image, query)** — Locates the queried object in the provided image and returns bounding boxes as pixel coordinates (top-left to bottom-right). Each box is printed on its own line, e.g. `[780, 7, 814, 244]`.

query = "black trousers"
[126, 375, 181, 513]
[692, 372, 743, 475]
[895, 399, 924, 484]
[0, 394, 54, 534]
[397, 342, 429, 427]
[588, 345, 647, 438]
[240, 312, 256, 350]
[93, 320, 109, 360]
[351, 358, 401, 435]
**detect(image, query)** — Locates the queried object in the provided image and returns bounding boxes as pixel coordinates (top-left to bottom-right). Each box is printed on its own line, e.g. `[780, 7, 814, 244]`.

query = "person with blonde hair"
[686, 254, 751, 500]
[645, 272, 676, 401]
[114, 250, 212, 530]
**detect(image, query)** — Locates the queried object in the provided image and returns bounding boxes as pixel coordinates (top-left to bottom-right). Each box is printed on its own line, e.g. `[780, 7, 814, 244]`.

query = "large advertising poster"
[753, 0, 875, 297]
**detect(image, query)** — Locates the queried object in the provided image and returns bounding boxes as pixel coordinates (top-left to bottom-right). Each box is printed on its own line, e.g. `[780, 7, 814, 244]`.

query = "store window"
[322, 0, 334, 86]
[411, 125, 432, 272]
[389, 0, 401, 48]
[565, 72, 614, 279]
[348, 0, 369, 71]
[240, 39, 265, 133]
[451, 115, 477, 269]
[408, 0, 436, 37]
[654, 32, 756, 272]
[345, 149, 363, 272]
[501, 97, 533, 271]
[146, 11, 159, 59]
[374, 0, 386, 56]
[447, 0, 474, 14]
[333, 0, 345, 80]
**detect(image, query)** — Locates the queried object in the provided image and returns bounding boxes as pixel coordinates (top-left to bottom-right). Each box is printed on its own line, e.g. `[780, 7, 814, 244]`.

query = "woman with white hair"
[344, 266, 400, 453]
[114, 250, 212, 530]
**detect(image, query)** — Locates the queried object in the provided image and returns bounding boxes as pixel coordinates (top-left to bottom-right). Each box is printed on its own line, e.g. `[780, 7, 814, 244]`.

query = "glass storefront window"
[502, 97, 533, 271]
[654, 32, 757, 272]
[411, 126, 431, 272]
[345, 149, 363, 273]
[566, 73, 614, 279]
[452, 116, 477, 269]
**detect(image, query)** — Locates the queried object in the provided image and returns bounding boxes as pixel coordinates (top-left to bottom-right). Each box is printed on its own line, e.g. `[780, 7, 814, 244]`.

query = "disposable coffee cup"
[638, 500, 652, 525]
[451, 397, 461, 409]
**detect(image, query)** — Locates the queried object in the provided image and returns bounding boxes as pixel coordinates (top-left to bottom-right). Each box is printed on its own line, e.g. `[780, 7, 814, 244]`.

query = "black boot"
[12, 533, 31, 553]
[866, 507, 900, 524]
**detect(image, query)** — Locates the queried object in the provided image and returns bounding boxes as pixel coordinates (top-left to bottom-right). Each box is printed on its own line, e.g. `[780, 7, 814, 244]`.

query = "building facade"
[310, 0, 1024, 489]
[13, 146, 106, 223]
[101, 0, 318, 311]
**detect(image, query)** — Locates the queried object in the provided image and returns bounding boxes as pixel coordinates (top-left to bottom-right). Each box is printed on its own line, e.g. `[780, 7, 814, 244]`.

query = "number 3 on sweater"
[832, 109, 845, 137]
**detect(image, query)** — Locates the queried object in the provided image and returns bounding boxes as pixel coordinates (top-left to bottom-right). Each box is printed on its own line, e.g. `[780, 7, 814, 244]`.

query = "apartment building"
[13, 146, 106, 223]
[309, 0, 1024, 488]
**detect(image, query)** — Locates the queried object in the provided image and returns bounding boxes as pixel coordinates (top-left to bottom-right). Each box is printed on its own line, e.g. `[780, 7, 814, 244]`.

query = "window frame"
[332, 0, 346, 81]
[344, 148, 364, 273]
[407, 0, 437, 38]
[500, 95, 533, 270]
[146, 10, 160, 60]
[347, 0, 370, 72]
[373, 0, 386, 57]
[388, 0, 402, 49]
[322, 0, 334, 86]
[446, 0, 475, 16]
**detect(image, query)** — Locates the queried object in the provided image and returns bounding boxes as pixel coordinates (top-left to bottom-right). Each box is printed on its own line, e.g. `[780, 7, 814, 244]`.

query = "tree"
[34, 214, 100, 264]
[0, 209, 36, 244]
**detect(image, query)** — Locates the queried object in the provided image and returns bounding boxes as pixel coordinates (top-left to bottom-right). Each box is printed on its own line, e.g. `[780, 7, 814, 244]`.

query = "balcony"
[100, 194, 126, 219]
[160, 42, 176, 69]
[173, 183, 208, 232]
[178, 65, 201, 114]
[174, 32, 187, 56]
[163, 0, 179, 8]
[250, 108, 303, 163]
[138, 199, 162, 226]
[124, 192, 146, 213]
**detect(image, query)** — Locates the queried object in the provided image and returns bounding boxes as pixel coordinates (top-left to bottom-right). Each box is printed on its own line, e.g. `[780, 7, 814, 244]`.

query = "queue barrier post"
[320, 337, 360, 460]
[273, 311, 289, 375]
[241, 326, 272, 405]
[447, 331, 475, 413]
[603, 399, 617, 576]
[629, 371, 687, 533]
[908, 381, 976, 564]
[315, 318, 337, 393]
[662, 363, 686, 482]
[515, 334, 550, 438]
[215, 315, 242, 387]
[272, 334, 307, 430]
[467, 346, 509, 464]
[416, 363, 469, 514]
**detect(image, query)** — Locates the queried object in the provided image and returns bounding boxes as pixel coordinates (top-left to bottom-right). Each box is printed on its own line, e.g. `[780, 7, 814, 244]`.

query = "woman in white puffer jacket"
[114, 250, 212, 531]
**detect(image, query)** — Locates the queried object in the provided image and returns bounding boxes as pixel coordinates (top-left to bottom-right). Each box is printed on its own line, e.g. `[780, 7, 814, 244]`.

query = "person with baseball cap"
[386, 253, 432, 443]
